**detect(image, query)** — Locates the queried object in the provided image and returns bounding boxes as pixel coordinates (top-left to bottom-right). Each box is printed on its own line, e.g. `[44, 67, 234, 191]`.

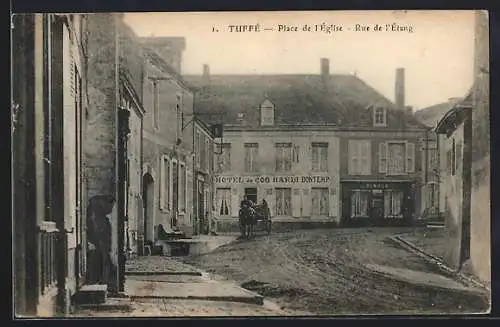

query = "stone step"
[73, 284, 108, 305]
[74, 297, 133, 314]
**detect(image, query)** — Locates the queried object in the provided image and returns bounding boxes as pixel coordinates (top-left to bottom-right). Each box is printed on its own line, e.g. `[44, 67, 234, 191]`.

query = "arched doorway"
[142, 173, 155, 245]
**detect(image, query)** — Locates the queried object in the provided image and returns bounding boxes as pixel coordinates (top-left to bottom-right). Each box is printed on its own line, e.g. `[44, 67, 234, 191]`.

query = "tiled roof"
[142, 47, 192, 91]
[183, 74, 427, 129]
[415, 102, 456, 128]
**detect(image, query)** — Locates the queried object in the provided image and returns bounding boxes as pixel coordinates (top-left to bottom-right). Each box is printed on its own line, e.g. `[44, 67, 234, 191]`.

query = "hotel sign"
[215, 175, 331, 184]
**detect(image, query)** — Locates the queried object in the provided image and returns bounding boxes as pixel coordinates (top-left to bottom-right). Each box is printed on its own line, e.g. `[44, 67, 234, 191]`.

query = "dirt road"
[182, 228, 489, 315]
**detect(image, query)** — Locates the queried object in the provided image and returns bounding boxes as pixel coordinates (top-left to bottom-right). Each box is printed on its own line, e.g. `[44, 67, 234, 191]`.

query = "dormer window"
[373, 107, 387, 127]
[260, 99, 275, 126]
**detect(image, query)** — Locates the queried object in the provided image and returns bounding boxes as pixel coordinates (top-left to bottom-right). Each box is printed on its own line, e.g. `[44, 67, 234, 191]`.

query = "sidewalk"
[386, 227, 490, 297]
[74, 236, 289, 317]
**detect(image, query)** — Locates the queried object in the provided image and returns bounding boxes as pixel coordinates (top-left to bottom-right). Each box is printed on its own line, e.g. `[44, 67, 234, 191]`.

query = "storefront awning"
[435, 90, 474, 137]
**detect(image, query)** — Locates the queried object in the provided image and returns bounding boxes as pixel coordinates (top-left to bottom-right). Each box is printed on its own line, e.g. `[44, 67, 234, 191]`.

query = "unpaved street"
[182, 228, 489, 315]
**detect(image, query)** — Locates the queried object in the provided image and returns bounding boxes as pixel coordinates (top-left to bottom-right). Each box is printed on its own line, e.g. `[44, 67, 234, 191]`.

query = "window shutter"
[265, 189, 275, 217]
[329, 187, 337, 218]
[168, 160, 173, 211]
[159, 157, 165, 210]
[348, 141, 355, 174]
[231, 189, 240, 217]
[292, 189, 301, 217]
[363, 141, 371, 175]
[302, 189, 311, 217]
[406, 142, 415, 173]
[379, 142, 388, 173]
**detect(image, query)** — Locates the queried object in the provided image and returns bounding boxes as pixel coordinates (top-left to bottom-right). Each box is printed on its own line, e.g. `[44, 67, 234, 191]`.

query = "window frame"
[275, 143, 293, 172]
[373, 107, 387, 127]
[348, 140, 370, 175]
[216, 188, 232, 217]
[244, 143, 259, 173]
[275, 187, 292, 216]
[311, 142, 329, 172]
[311, 187, 329, 217]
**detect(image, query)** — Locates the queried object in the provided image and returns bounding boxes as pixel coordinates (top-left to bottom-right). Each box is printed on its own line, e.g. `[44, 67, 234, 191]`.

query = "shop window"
[275, 188, 292, 216]
[275, 143, 292, 172]
[312, 143, 328, 172]
[244, 143, 259, 172]
[216, 143, 231, 172]
[216, 188, 231, 216]
[351, 190, 370, 218]
[311, 188, 329, 217]
[384, 190, 403, 218]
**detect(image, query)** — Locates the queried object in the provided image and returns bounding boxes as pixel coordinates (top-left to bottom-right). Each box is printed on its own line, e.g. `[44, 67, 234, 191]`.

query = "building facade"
[436, 10, 490, 285]
[141, 37, 196, 247]
[193, 119, 216, 235]
[12, 13, 89, 316]
[86, 13, 145, 292]
[185, 60, 428, 230]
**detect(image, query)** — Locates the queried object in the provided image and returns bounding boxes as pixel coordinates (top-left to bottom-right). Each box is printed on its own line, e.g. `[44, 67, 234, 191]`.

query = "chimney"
[395, 68, 405, 110]
[202, 64, 210, 85]
[320, 58, 330, 77]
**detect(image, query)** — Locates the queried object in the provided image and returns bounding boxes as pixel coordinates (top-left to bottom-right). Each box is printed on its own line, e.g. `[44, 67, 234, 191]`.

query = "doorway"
[370, 191, 384, 225]
[142, 174, 154, 245]
[244, 188, 258, 204]
[197, 179, 206, 234]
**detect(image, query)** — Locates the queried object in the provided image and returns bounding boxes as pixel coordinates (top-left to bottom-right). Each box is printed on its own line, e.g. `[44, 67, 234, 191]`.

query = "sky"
[124, 10, 477, 110]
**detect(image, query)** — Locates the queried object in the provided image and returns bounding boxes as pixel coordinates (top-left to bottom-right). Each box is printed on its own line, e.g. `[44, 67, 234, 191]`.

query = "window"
[351, 190, 369, 218]
[172, 160, 178, 217]
[216, 143, 231, 172]
[312, 143, 328, 172]
[275, 143, 292, 172]
[260, 100, 275, 126]
[429, 148, 438, 170]
[200, 134, 206, 170]
[153, 81, 159, 129]
[374, 107, 386, 127]
[384, 190, 403, 218]
[160, 156, 171, 211]
[244, 143, 259, 172]
[311, 188, 329, 217]
[179, 162, 186, 212]
[348, 140, 371, 175]
[195, 130, 201, 168]
[216, 188, 231, 216]
[455, 141, 462, 172]
[275, 188, 292, 216]
[176, 93, 182, 139]
[204, 138, 210, 171]
[387, 143, 405, 174]
[380, 141, 415, 174]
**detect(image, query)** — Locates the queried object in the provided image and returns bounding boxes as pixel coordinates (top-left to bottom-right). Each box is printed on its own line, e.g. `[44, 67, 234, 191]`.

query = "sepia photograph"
[11, 10, 491, 317]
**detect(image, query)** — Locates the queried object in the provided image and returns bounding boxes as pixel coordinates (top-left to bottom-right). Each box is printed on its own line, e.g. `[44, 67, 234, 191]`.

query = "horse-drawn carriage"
[239, 202, 272, 239]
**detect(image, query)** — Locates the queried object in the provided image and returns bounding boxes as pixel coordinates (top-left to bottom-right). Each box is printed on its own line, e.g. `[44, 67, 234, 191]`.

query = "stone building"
[140, 37, 197, 245]
[193, 117, 216, 235]
[185, 60, 428, 231]
[12, 13, 89, 316]
[435, 10, 490, 285]
[85, 13, 145, 292]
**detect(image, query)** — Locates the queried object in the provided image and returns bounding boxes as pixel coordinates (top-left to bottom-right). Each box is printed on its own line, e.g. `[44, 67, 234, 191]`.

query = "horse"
[238, 205, 256, 240]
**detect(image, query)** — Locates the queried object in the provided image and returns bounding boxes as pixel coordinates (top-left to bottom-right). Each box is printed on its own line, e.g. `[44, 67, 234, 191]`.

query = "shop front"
[340, 180, 416, 226]
[214, 174, 340, 231]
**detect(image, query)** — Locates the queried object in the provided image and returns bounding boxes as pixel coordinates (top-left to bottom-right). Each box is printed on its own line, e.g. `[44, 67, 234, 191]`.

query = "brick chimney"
[395, 68, 405, 110]
[320, 58, 330, 77]
[202, 64, 210, 85]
